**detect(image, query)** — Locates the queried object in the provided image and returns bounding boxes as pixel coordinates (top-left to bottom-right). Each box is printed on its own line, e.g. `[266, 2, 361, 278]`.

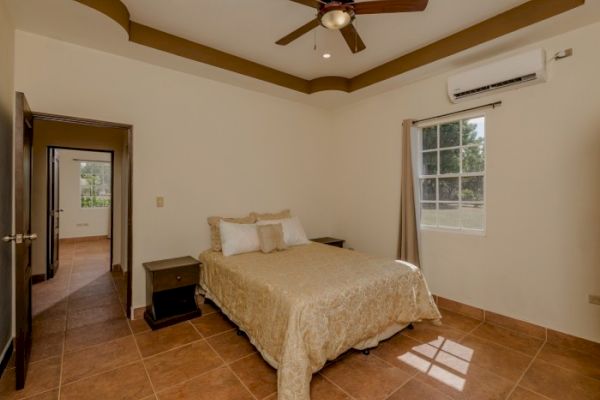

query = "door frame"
[33, 112, 133, 316]
[46, 146, 115, 276]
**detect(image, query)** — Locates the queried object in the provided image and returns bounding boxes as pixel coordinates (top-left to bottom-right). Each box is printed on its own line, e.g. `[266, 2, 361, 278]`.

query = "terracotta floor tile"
[135, 322, 201, 358]
[129, 318, 151, 334]
[157, 366, 254, 400]
[520, 359, 600, 400]
[508, 387, 550, 400]
[372, 333, 441, 375]
[30, 331, 64, 362]
[191, 312, 236, 338]
[438, 309, 482, 333]
[547, 329, 600, 358]
[144, 340, 223, 391]
[388, 379, 453, 400]
[31, 316, 66, 339]
[402, 321, 467, 348]
[310, 375, 350, 400]
[64, 318, 131, 353]
[485, 312, 546, 340]
[537, 342, 600, 380]
[206, 330, 256, 363]
[456, 335, 533, 381]
[0, 357, 61, 400]
[61, 335, 140, 384]
[415, 360, 514, 400]
[68, 281, 115, 300]
[229, 353, 277, 399]
[470, 323, 543, 356]
[60, 361, 153, 400]
[67, 292, 121, 313]
[321, 352, 411, 400]
[21, 389, 59, 400]
[31, 301, 67, 322]
[66, 302, 125, 330]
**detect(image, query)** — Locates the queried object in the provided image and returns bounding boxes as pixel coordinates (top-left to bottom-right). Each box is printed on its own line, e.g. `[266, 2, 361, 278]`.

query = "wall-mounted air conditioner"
[447, 49, 547, 103]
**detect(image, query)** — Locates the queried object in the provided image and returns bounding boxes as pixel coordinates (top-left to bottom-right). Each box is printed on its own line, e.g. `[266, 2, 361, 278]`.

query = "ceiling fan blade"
[340, 23, 366, 54]
[288, 0, 322, 8]
[276, 19, 320, 45]
[353, 0, 429, 14]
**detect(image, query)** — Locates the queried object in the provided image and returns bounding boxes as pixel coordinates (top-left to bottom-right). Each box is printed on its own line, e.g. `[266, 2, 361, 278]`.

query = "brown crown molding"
[74, 0, 584, 95]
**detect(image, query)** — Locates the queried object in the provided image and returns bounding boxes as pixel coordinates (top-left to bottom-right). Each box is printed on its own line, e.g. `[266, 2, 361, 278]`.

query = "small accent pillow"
[252, 209, 291, 221]
[207, 214, 256, 252]
[219, 220, 260, 257]
[257, 216, 310, 247]
[257, 223, 287, 253]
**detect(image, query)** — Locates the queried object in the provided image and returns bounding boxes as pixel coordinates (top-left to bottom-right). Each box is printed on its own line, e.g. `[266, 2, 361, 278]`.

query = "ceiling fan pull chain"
[313, 28, 317, 51]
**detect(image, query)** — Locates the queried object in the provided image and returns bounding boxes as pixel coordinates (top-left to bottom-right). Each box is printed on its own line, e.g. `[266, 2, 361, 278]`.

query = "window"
[419, 116, 485, 231]
[80, 161, 111, 208]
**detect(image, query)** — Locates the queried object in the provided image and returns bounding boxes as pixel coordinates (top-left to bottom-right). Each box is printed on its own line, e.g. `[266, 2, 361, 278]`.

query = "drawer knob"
[176, 276, 182, 281]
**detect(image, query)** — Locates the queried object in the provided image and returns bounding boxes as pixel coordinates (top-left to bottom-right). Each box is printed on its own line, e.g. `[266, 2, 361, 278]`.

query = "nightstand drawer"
[152, 266, 198, 292]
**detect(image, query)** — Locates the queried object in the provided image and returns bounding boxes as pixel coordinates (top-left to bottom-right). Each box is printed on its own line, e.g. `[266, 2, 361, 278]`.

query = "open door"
[12, 92, 35, 389]
[47, 148, 61, 278]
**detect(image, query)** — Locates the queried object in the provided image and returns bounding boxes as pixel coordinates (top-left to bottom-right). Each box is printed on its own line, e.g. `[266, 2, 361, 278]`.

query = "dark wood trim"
[31, 274, 45, 284]
[0, 340, 13, 379]
[33, 112, 134, 317]
[74, 0, 584, 94]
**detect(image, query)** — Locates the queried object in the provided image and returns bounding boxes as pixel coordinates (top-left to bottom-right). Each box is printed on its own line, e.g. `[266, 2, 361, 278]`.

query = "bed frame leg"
[362, 349, 370, 355]
[407, 323, 414, 330]
[236, 329, 243, 336]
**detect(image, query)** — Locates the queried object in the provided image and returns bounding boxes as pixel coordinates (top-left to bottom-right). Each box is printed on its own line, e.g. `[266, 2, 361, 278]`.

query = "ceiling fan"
[276, 0, 429, 54]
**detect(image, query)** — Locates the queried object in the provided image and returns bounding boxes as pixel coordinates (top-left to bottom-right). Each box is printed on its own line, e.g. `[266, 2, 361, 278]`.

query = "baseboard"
[31, 274, 46, 284]
[0, 339, 13, 379]
[112, 264, 122, 272]
[133, 306, 146, 320]
[435, 295, 600, 354]
[59, 235, 109, 244]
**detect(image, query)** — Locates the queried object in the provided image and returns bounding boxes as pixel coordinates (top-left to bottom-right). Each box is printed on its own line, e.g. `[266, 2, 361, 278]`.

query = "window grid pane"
[419, 116, 485, 232]
[80, 161, 111, 208]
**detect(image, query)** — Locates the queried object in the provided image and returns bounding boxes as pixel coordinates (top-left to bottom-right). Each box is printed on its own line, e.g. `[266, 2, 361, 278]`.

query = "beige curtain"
[398, 119, 420, 266]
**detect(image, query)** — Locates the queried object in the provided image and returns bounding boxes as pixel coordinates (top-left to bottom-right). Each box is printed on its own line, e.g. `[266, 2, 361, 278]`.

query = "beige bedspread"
[199, 243, 440, 400]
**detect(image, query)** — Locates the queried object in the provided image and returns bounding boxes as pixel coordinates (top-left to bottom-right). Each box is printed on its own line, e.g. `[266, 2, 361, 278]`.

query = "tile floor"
[1, 239, 599, 399]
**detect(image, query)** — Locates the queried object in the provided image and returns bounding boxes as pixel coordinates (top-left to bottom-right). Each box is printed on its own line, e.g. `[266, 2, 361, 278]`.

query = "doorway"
[45, 147, 115, 280]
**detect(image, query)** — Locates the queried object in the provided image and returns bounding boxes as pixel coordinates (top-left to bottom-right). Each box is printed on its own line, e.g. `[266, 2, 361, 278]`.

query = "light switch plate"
[589, 295, 600, 306]
[156, 196, 164, 208]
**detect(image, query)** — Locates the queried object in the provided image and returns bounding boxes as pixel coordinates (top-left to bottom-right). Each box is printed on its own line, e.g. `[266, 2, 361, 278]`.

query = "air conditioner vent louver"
[453, 73, 538, 99]
[448, 49, 547, 103]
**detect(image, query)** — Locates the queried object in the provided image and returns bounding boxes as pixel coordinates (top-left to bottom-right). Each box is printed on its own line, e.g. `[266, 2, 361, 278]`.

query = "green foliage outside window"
[80, 161, 111, 208]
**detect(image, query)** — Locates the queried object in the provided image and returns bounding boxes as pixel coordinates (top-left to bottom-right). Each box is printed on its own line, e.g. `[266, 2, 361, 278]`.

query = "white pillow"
[219, 220, 260, 256]
[257, 216, 310, 247]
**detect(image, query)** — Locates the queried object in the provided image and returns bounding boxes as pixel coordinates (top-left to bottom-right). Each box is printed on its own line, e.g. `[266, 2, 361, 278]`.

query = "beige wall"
[329, 22, 600, 342]
[15, 31, 334, 309]
[57, 149, 112, 239]
[31, 120, 126, 277]
[0, 0, 14, 356]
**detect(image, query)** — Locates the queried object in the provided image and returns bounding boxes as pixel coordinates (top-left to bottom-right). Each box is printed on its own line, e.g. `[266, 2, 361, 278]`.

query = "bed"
[199, 242, 441, 400]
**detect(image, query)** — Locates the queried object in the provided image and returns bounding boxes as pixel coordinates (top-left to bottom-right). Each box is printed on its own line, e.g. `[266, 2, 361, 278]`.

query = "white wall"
[57, 149, 111, 239]
[15, 31, 334, 309]
[330, 22, 600, 342]
[0, 0, 14, 358]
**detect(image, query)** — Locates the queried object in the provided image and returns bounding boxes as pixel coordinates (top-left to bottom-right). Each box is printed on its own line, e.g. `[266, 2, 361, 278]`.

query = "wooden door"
[47, 148, 60, 278]
[14, 92, 35, 389]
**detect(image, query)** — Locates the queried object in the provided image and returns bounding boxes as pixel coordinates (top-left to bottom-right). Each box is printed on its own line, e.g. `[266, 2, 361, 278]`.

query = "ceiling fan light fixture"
[319, 3, 354, 30]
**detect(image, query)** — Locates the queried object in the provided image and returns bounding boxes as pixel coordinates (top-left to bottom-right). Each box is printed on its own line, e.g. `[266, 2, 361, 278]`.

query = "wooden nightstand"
[311, 237, 345, 248]
[143, 256, 202, 330]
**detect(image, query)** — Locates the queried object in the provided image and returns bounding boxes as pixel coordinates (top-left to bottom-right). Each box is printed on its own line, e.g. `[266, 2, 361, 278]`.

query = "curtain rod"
[412, 101, 502, 125]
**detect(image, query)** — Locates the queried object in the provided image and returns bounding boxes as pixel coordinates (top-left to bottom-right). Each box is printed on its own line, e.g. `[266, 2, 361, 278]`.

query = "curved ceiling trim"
[74, 0, 584, 95]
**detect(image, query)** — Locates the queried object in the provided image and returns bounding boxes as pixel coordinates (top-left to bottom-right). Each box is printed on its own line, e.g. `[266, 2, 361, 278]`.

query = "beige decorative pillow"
[207, 214, 256, 252]
[257, 223, 287, 253]
[252, 209, 291, 221]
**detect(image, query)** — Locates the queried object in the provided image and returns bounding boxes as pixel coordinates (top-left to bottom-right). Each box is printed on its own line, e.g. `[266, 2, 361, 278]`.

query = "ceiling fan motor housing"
[318, 2, 356, 30]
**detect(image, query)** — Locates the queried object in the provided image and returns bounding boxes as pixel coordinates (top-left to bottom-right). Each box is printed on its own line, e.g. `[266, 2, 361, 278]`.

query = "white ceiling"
[121, 0, 528, 79]
[5, 0, 600, 108]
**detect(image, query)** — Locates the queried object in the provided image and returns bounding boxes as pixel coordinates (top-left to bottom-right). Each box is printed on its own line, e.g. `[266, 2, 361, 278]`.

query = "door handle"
[2, 233, 37, 243]
[2, 234, 16, 243]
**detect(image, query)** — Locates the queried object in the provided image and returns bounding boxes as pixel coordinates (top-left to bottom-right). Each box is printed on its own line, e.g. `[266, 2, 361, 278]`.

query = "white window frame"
[417, 113, 486, 234]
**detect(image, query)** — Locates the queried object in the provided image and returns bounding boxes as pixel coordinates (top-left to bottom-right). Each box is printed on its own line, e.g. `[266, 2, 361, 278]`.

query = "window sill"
[420, 226, 486, 237]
